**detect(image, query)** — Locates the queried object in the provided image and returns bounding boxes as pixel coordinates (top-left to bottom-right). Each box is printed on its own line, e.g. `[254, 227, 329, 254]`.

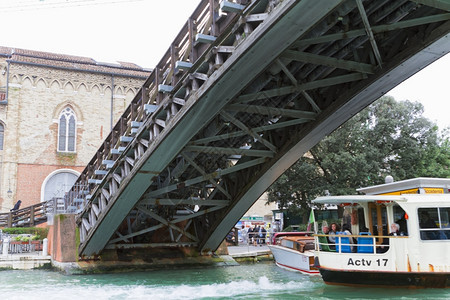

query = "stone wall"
[0, 49, 149, 211]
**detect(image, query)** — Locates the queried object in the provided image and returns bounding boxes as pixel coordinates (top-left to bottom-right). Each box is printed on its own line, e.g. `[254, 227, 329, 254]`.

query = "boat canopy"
[357, 177, 450, 195]
[312, 195, 407, 205]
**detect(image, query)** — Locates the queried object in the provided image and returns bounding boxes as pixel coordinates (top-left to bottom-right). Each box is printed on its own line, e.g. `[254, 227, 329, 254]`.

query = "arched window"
[0, 123, 4, 150]
[58, 107, 76, 152]
[42, 170, 79, 202]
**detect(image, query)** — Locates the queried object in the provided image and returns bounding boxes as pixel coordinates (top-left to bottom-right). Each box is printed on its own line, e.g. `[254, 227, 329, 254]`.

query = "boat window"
[418, 207, 450, 240]
[393, 205, 408, 235]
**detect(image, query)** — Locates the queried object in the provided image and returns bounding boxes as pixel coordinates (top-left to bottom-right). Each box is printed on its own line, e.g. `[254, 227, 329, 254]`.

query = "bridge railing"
[0, 202, 48, 228]
[64, 0, 257, 212]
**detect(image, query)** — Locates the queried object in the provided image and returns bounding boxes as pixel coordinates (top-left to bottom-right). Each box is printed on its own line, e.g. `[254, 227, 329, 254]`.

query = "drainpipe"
[0, 59, 10, 105]
[5, 60, 10, 103]
[111, 75, 114, 131]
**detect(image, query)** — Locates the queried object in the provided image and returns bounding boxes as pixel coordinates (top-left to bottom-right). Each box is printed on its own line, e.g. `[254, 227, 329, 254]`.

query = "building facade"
[0, 46, 150, 212]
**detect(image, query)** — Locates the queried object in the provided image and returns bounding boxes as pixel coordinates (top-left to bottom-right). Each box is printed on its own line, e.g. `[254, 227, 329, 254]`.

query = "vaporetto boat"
[312, 177, 450, 288]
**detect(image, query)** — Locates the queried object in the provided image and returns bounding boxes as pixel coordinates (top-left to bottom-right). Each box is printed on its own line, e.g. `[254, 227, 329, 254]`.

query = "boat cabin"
[268, 232, 319, 275]
[275, 235, 315, 253]
[312, 177, 450, 287]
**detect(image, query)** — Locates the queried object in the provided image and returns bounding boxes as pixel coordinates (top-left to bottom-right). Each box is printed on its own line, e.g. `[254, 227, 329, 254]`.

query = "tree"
[268, 96, 450, 219]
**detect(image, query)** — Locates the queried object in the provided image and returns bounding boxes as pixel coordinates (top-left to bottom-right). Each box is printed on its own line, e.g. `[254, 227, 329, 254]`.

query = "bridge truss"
[66, 0, 450, 257]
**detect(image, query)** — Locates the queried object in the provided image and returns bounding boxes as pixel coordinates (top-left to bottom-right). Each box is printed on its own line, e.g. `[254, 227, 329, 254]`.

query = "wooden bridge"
[0, 202, 48, 228]
[58, 0, 449, 257]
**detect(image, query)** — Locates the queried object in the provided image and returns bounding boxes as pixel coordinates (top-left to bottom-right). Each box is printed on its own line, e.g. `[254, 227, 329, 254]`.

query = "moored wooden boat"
[268, 232, 319, 275]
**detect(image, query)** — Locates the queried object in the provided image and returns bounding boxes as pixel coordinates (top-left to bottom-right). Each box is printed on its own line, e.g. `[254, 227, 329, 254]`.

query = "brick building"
[0, 46, 151, 212]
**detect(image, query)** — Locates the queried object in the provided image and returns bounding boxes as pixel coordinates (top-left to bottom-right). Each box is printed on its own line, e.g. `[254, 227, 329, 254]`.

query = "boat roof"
[357, 177, 450, 195]
[312, 195, 407, 205]
[312, 194, 450, 205]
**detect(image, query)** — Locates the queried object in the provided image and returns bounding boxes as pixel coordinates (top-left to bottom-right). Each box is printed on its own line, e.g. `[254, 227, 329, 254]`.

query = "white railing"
[0, 237, 48, 256]
[315, 234, 409, 254]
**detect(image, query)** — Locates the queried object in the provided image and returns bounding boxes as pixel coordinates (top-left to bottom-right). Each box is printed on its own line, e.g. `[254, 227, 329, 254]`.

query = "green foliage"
[268, 96, 450, 219]
[2, 227, 49, 240]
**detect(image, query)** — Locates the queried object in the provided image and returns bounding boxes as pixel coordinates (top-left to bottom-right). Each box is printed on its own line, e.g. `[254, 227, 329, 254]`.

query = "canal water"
[0, 263, 448, 299]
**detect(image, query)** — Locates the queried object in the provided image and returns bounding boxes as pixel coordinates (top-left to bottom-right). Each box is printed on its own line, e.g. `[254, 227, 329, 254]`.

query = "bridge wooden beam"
[356, 0, 383, 67]
[245, 13, 268, 23]
[281, 50, 375, 74]
[301, 91, 322, 113]
[220, 110, 278, 153]
[139, 198, 230, 206]
[108, 223, 165, 244]
[226, 104, 316, 120]
[146, 157, 266, 197]
[236, 73, 366, 103]
[113, 230, 130, 243]
[294, 14, 450, 47]
[136, 206, 199, 242]
[184, 145, 275, 157]
[105, 242, 198, 250]
[181, 152, 232, 199]
[275, 58, 298, 86]
[412, 0, 450, 11]
[108, 203, 227, 244]
[190, 118, 311, 145]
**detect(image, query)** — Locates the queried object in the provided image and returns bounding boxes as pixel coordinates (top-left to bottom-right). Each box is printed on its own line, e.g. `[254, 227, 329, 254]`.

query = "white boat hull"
[268, 244, 319, 275]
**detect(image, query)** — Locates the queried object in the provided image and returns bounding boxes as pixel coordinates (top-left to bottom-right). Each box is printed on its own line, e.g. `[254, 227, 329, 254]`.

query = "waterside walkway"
[0, 252, 51, 270]
[0, 245, 271, 270]
[227, 244, 272, 260]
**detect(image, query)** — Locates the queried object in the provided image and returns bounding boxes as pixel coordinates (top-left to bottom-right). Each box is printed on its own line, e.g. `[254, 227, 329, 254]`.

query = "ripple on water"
[0, 264, 449, 300]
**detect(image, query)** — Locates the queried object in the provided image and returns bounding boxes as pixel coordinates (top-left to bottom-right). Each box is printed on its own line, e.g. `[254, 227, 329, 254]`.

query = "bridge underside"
[73, 0, 450, 257]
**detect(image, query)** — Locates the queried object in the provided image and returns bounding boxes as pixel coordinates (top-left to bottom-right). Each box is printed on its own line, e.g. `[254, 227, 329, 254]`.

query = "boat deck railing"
[315, 234, 408, 254]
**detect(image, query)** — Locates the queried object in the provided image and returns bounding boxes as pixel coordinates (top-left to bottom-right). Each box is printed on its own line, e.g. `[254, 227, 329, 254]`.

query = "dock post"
[2, 237, 9, 257]
[42, 238, 48, 256]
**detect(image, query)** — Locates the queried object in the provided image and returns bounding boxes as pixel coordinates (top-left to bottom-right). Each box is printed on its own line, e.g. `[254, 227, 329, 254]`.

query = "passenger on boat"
[342, 224, 354, 240]
[322, 225, 329, 235]
[375, 224, 397, 253]
[389, 223, 401, 236]
[328, 223, 339, 243]
[396, 214, 408, 235]
[321, 224, 335, 250]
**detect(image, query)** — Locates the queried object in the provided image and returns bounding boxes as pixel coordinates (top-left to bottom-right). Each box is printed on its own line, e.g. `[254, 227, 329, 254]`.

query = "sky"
[1, 0, 449, 129]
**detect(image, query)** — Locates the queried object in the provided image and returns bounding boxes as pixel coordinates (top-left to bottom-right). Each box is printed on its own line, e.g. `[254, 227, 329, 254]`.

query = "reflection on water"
[0, 263, 448, 299]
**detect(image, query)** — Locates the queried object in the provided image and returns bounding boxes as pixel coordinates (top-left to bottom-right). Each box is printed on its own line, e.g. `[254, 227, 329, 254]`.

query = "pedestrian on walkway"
[10, 200, 21, 212]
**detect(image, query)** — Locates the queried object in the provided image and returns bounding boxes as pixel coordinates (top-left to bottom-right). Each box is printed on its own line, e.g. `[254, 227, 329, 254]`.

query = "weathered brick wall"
[0, 56, 148, 211]
[16, 164, 85, 208]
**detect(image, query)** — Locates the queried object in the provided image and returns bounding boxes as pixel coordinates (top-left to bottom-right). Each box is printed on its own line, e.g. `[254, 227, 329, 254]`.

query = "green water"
[0, 263, 448, 299]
